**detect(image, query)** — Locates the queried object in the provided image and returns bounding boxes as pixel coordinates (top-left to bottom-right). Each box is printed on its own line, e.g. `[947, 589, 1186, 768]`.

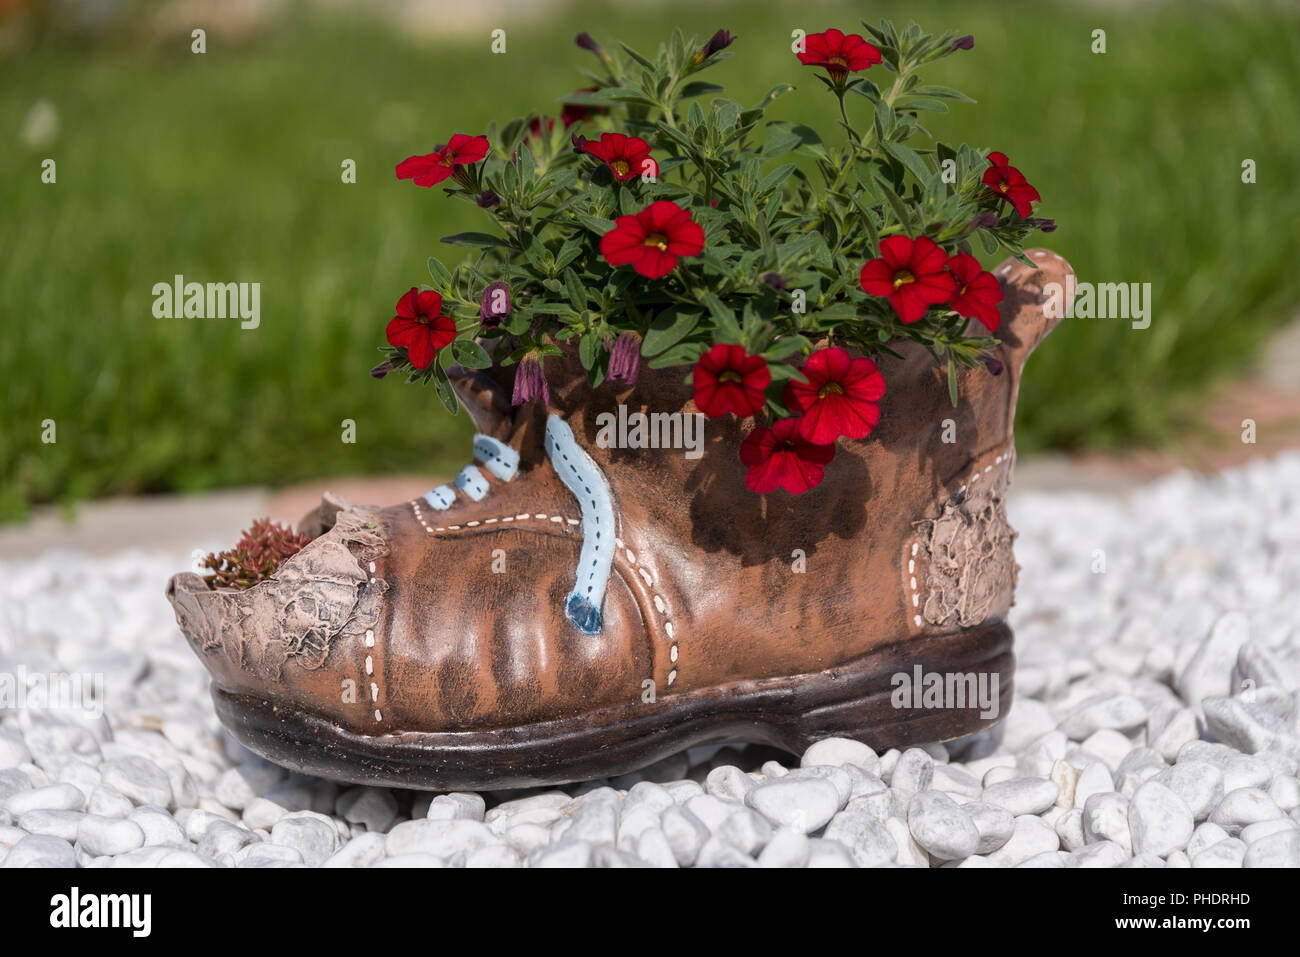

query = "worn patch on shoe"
[167, 506, 389, 682]
[912, 453, 1018, 629]
[545, 415, 615, 635]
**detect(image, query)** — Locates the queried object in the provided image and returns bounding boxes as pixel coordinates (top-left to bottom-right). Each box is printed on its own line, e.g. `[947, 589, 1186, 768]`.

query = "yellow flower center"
[893, 270, 915, 289]
[718, 370, 742, 384]
[818, 382, 845, 399]
[643, 232, 670, 251]
[829, 56, 848, 67]
[611, 159, 630, 176]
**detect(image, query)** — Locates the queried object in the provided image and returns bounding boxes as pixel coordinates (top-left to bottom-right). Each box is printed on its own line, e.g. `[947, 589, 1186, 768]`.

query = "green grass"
[3, 0, 1299, 519]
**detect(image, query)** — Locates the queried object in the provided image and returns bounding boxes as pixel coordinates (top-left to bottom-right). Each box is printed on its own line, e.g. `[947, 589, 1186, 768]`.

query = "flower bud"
[475, 189, 501, 209]
[479, 281, 511, 328]
[607, 332, 641, 385]
[951, 35, 975, 52]
[512, 356, 550, 406]
[695, 29, 735, 64]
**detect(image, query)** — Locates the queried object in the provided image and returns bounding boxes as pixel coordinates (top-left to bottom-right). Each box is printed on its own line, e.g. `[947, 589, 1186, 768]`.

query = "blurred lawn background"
[3, 0, 1299, 520]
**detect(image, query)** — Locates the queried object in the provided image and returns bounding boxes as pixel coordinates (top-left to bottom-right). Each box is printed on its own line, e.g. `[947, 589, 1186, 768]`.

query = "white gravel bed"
[1, 453, 1299, 868]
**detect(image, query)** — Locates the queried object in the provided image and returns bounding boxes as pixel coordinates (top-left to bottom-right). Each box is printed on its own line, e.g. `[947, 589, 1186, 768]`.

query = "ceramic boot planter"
[166, 249, 1072, 790]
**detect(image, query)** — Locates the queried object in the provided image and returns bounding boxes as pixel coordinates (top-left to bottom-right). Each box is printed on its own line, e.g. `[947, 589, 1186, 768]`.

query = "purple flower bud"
[370, 359, 396, 379]
[951, 35, 975, 52]
[512, 356, 550, 406]
[1028, 217, 1058, 233]
[700, 29, 736, 59]
[475, 189, 501, 208]
[571, 131, 589, 155]
[479, 281, 511, 328]
[761, 271, 787, 290]
[972, 211, 999, 230]
[576, 33, 604, 56]
[983, 355, 1004, 376]
[607, 332, 641, 386]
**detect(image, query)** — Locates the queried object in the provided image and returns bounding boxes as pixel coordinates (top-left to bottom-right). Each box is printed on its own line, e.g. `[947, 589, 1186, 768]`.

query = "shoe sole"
[212, 621, 1014, 790]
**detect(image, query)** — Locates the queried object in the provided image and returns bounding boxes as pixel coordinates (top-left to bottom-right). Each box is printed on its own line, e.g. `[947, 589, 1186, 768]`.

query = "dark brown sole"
[212, 622, 1014, 790]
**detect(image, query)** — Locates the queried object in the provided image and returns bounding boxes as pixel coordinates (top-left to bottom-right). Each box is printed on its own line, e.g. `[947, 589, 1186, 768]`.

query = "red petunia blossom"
[386, 287, 456, 371]
[600, 200, 704, 279]
[982, 151, 1041, 218]
[796, 28, 882, 84]
[561, 87, 608, 128]
[395, 134, 490, 187]
[583, 132, 657, 181]
[859, 235, 957, 323]
[692, 343, 771, 418]
[946, 252, 1005, 332]
[783, 347, 886, 445]
[527, 115, 555, 139]
[740, 417, 836, 495]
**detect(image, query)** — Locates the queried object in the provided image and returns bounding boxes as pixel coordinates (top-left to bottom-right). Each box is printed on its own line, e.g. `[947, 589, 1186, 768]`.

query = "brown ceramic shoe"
[166, 249, 1073, 790]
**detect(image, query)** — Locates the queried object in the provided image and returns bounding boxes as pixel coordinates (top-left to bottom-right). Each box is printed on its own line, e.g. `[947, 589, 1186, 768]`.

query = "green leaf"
[646, 342, 706, 369]
[679, 81, 725, 99]
[618, 42, 655, 69]
[563, 267, 588, 312]
[504, 309, 531, 335]
[910, 84, 976, 103]
[440, 231, 507, 249]
[431, 361, 459, 414]
[748, 84, 794, 113]
[874, 174, 912, 230]
[553, 239, 583, 272]
[701, 292, 743, 344]
[946, 356, 959, 407]
[642, 308, 701, 356]
[758, 163, 797, 197]
[426, 257, 453, 288]
[579, 330, 600, 370]
[577, 214, 616, 236]
[450, 338, 492, 370]
[881, 139, 931, 184]
[762, 335, 811, 361]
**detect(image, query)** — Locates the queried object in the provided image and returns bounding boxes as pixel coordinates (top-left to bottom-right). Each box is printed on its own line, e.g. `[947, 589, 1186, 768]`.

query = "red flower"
[740, 418, 836, 495]
[783, 347, 886, 445]
[797, 28, 882, 84]
[859, 235, 957, 323]
[561, 87, 607, 128]
[527, 116, 555, 139]
[395, 134, 490, 187]
[583, 132, 656, 181]
[600, 200, 704, 279]
[982, 152, 1041, 218]
[386, 287, 456, 370]
[692, 344, 771, 418]
[946, 252, 1005, 332]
